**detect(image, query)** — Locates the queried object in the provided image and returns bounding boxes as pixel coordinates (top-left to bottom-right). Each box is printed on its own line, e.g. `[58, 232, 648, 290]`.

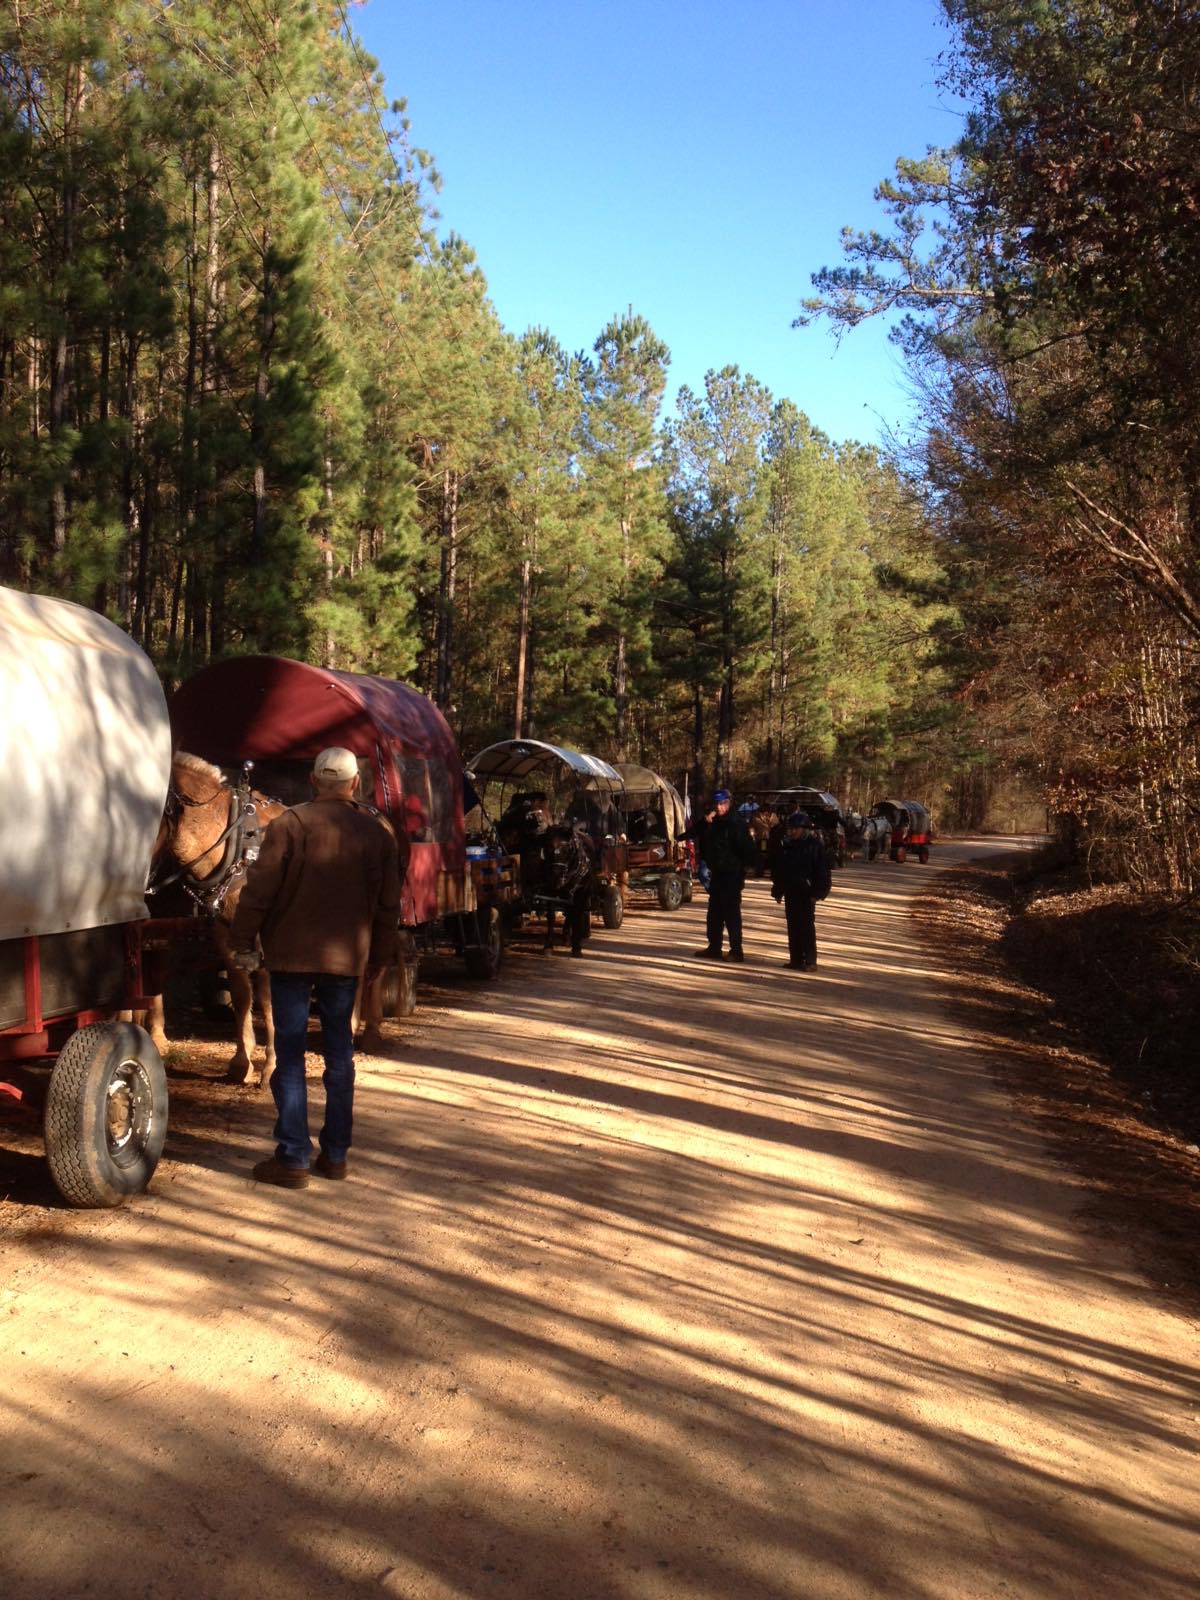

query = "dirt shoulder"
[917, 846, 1200, 1316]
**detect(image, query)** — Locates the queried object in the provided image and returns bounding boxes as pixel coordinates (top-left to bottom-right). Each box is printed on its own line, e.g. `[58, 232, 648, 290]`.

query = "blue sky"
[354, 0, 960, 449]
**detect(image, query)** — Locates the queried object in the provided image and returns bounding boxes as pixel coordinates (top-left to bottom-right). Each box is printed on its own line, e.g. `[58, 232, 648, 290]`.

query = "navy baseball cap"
[711, 788, 731, 805]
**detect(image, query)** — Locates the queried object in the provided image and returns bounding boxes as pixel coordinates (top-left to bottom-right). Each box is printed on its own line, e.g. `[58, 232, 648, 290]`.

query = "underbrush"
[1005, 851, 1200, 1145]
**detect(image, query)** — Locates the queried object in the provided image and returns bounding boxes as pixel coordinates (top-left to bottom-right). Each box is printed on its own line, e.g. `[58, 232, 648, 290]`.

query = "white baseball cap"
[312, 747, 359, 782]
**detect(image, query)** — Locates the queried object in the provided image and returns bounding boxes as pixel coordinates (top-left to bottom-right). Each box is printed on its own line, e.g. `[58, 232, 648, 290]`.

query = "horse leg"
[221, 964, 259, 1085]
[255, 966, 275, 1090]
[119, 996, 169, 1056]
[142, 993, 169, 1057]
[355, 969, 384, 1054]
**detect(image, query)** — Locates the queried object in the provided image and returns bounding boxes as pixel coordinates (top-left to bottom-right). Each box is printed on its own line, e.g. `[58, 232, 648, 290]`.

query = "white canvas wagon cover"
[614, 763, 688, 842]
[0, 586, 171, 940]
[467, 739, 622, 789]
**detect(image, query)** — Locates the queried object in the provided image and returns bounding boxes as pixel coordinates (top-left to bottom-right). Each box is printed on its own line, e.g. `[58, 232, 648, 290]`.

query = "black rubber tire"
[464, 908, 504, 979]
[600, 884, 624, 929]
[681, 876, 694, 904]
[44, 1022, 168, 1208]
[657, 872, 685, 912]
[918, 846, 930, 864]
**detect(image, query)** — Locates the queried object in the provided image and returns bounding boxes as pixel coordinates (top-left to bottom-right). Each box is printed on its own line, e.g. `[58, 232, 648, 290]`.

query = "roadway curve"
[1, 838, 1197, 1599]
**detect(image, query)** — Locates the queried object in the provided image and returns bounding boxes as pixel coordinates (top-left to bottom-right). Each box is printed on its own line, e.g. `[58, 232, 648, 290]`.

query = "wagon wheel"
[600, 884, 624, 929]
[917, 846, 930, 864]
[681, 875, 694, 904]
[657, 871, 685, 912]
[44, 1022, 168, 1208]
[893, 845, 907, 863]
[464, 907, 504, 979]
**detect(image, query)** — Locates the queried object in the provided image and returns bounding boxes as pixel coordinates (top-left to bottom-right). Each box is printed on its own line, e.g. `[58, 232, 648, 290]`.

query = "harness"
[148, 771, 269, 918]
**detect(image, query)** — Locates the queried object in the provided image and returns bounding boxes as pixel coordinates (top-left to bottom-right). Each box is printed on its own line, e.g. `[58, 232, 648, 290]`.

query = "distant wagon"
[169, 656, 502, 1009]
[754, 787, 848, 868]
[614, 763, 694, 911]
[871, 798, 933, 864]
[467, 739, 628, 931]
[0, 586, 178, 1207]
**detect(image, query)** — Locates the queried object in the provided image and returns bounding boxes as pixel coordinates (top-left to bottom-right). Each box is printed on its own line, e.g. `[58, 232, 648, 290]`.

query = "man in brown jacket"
[231, 747, 402, 1188]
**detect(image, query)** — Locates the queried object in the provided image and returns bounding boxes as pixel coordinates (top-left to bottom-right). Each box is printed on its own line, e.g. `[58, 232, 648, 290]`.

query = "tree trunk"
[765, 521, 783, 783]
[692, 681, 705, 799]
[613, 513, 632, 759]
[514, 547, 532, 737]
[435, 466, 459, 712]
[716, 550, 735, 785]
[251, 221, 273, 568]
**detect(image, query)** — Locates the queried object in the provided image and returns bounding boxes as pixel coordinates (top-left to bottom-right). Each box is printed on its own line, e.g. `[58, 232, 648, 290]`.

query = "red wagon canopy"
[170, 656, 468, 929]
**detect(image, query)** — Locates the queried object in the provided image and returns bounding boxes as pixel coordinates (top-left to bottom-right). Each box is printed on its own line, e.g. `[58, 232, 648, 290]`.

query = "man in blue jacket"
[770, 811, 832, 970]
[692, 789, 758, 962]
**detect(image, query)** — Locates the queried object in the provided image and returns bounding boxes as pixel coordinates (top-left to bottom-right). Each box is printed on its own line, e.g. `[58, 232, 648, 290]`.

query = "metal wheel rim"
[106, 1058, 155, 1168]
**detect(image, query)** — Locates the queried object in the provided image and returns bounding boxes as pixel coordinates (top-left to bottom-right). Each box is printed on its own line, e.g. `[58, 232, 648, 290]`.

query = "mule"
[539, 824, 595, 956]
[861, 814, 892, 861]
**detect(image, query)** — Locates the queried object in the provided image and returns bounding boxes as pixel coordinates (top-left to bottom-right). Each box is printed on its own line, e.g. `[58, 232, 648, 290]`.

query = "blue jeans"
[269, 972, 359, 1168]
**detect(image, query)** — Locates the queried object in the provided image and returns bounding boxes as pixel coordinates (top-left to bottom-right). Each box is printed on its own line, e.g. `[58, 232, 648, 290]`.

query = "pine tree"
[581, 311, 670, 759]
[665, 367, 773, 785]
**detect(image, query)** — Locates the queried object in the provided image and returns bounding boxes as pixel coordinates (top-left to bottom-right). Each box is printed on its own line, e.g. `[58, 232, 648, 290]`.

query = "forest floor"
[1, 837, 1198, 1600]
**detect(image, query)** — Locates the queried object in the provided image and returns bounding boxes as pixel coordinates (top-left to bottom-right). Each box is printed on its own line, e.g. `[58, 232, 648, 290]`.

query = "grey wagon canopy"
[0, 585, 171, 940]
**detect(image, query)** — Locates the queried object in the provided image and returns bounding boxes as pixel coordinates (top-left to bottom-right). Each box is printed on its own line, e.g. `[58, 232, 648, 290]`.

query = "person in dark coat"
[692, 788, 758, 962]
[770, 811, 832, 970]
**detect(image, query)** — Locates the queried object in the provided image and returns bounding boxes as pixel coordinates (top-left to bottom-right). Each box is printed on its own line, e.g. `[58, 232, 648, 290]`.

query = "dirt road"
[2, 839, 1197, 1600]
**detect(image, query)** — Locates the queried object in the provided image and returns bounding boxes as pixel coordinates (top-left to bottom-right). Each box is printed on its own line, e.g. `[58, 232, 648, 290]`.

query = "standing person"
[692, 788, 758, 962]
[770, 811, 832, 970]
[230, 747, 402, 1188]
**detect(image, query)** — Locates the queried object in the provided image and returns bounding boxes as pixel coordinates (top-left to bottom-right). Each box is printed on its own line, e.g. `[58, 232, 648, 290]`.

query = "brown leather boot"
[252, 1156, 309, 1189]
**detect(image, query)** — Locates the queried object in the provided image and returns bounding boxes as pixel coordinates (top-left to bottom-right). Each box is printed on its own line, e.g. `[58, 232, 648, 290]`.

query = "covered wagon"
[871, 798, 933, 864]
[614, 763, 694, 910]
[751, 787, 847, 869]
[0, 586, 175, 1206]
[467, 739, 628, 930]
[170, 657, 502, 1004]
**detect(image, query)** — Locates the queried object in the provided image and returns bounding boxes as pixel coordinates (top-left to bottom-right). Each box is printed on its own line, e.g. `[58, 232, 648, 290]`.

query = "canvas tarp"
[614, 763, 687, 842]
[0, 586, 171, 940]
[468, 739, 622, 788]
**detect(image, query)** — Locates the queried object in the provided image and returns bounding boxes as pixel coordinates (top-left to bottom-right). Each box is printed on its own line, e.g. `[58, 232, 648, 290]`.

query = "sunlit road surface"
[2, 836, 1197, 1600]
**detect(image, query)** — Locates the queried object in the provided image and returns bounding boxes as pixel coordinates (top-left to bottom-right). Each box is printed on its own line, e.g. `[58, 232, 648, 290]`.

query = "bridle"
[148, 767, 267, 915]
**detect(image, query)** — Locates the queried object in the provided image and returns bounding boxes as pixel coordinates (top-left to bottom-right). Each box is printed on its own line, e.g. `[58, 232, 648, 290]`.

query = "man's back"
[232, 799, 401, 976]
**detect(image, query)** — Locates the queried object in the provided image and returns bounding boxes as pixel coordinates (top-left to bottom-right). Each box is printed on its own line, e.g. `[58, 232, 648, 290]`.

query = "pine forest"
[3, 0, 1198, 892]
